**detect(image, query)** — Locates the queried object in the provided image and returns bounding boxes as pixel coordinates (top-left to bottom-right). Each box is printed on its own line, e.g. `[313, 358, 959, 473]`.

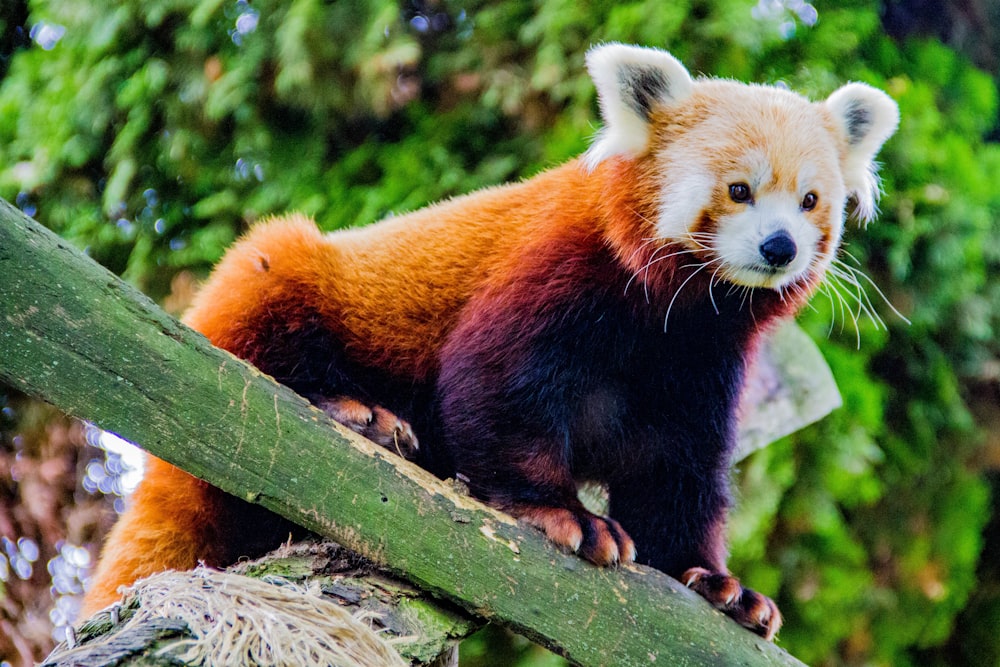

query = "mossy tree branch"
[0, 199, 809, 666]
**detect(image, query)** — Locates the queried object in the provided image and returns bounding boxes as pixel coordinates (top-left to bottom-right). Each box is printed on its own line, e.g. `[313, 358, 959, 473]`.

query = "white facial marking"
[690, 147, 834, 289]
[715, 191, 823, 288]
[744, 150, 772, 193]
[797, 162, 818, 194]
[657, 167, 713, 239]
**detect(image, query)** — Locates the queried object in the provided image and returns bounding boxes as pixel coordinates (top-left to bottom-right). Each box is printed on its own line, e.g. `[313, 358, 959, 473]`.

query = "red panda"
[82, 44, 898, 640]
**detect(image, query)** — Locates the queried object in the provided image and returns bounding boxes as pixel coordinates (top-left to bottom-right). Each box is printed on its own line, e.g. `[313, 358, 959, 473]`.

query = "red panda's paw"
[315, 396, 419, 460]
[515, 505, 636, 566]
[682, 567, 783, 640]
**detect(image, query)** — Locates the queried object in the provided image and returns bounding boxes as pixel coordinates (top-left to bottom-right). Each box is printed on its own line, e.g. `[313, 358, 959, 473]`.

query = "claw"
[682, 567, 782, 640]
[315, 396, 419, 460]
[513, 505, 635, 567]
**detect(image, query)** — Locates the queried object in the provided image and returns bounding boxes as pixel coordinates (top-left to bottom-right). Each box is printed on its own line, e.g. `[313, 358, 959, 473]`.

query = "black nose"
[759, 231, 797, 268]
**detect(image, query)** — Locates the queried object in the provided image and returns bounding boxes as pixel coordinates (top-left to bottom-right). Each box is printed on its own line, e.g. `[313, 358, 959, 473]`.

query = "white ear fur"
[584, 44, 694, 171]
[825, 82, 900, 223]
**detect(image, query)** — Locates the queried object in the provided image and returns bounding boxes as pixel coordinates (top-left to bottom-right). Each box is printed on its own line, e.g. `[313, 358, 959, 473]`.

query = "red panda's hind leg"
[682, 567, 783, 640]
[314, 396, 419, 461]
[511, 502, 636, 566]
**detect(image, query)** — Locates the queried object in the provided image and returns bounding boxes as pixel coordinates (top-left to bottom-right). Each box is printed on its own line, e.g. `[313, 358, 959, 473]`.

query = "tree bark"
[0, 199, 815, 666]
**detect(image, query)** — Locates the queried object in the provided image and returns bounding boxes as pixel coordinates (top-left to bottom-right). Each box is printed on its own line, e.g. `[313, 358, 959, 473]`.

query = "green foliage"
[1, 1, 998, 665]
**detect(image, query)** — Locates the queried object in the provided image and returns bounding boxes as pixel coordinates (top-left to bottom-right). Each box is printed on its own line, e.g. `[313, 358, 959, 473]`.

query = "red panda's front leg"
[479, 449, 636, 566]
[435, 266, 638, 567]
[608, 472, 783, 640]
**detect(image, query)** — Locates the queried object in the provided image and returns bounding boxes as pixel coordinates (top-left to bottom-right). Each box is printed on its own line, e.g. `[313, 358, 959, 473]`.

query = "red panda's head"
[585, 44, 899, 293]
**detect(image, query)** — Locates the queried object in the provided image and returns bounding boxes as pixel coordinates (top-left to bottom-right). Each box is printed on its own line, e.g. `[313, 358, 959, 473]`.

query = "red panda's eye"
[729, 183, 752, 203]
[802, 192, 818, 211]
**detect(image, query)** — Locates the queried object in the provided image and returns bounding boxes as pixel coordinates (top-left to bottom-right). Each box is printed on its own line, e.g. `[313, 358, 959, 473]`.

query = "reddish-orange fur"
[85, 458, 223, 612]
[192, 158, 656, 380]
[81, 157, 658, 614]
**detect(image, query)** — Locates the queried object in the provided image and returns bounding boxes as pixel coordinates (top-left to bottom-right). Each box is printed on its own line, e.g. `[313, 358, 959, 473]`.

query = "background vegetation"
[0, 1, 998, 665]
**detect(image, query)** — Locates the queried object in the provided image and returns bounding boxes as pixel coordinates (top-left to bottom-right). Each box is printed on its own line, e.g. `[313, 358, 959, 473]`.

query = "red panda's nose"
[759, 231, 797, 268]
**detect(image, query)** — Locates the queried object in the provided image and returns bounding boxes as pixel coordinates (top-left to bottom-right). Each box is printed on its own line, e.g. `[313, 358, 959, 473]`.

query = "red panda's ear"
[584, 43, 694, 171]
[825, 83, 900, 224]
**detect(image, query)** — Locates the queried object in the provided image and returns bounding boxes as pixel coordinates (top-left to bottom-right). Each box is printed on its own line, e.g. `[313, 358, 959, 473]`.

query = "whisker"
[799, 289, 820, 315]
[831, 277, 852, 338]
[623, 236, 661, 268]
[839, 248, 864, 267]
[685, 232, 717, 252]
[787, 281, 812, 312]
[664, 263, 711, 332]
[825, 271, 862, 348]
[708, 265, 724, 314]
[624, 204, 659, 228]
[738, 284, 752, 314]
[624, 245, 701, 298]
[817, 282, 838, 338]
[829, 265, 886, 331]
[623, 240, 666, 301]
[833, 259, 911, 326]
